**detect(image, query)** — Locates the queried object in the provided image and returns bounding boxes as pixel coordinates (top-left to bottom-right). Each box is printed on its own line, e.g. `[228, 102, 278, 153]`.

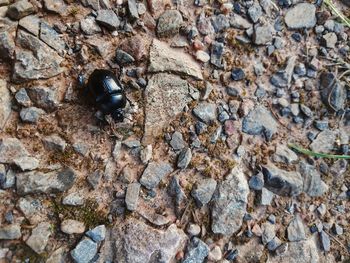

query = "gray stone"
[284, 3, 316, 29]
[0, 138, 29, 164]
[16, 167, 76, 195]
[268, 237, 283, 251]
[125, 182, 140, 211]
[248, 3, 262, 23]
[62, 192, 84, 206]
[0, 31, 15, 60]
[177, 147, 192, 169]
[183, 237, 209, 263]
[127, 0, 139, 20]
[13, 30, 63, 82]
[140, 145, 152, 164]
[140, 161, 173, 189]
[267, 238, 319, 263]
[253, 23, 274, 45]
[197, 13, 215, 35]
[249, 173, 264, 190]
[96, 9, 120, 31]
[18, 15, 40, 36]
[113, 218, 187, 263]
[261, 188, 274, 205]
[210, 41, 224, 68]
[310, 130, 337, 153]
[86, 225, 106, 243]
[0, 80, 11, 130]
[43, 0, 67, 15]
[1, 168, 15, 189]
[15, 88, 31, 107]
[170, 131, 186, 150]
[168, 174, 187, 210]
[191, 178, 217, 207]
[143, 73, 192, 144]
[71, 237, 97, 263]
[193, 102, 217, 124]
[320, 72, 346, 111]
[27, 86, 59, 111]
[0, 224, 21, 239]
[46, 247, 67, 263]
[26, 222, 51, 254]
[6, 0, 34, 20]
[262, 222, 276, 245]
[299, 162, 328, 197]
[148, 39, 203, 80]
[273, 144, 298, 164]
[287, 215, 306, 242]
[242, 105, 278, 140]
[87, 170, 101, 189]
[18, 197, 46, 224]
[61, 219, 85, 234]
[186, 224, 201, 237]
[270, 56, 296, 88]
[122, 139, 141, 149]
[40, 22, 66, 54]
[262, 163, 303, 196]
[211, 14, 229, 33]
[322, 32, 337, 48]
[81, 0, 111, 10]
[157, 10, 183, 37]
[112, 141, 122, 161]
[20, 107, 45, 123]
[115, 50, 135, 65]
[230, 14, 252, 29]
[72, 142, 89, 157]
[319, 231, 330, 252]
[211, 165, 249, 236]
[13, 156, 39, 171]
[80, 16, 101, 35]
[43, 135, 66, 152]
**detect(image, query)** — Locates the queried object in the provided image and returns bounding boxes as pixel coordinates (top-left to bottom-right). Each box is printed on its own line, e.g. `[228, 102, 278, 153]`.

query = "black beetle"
[80, 69, 127, 121]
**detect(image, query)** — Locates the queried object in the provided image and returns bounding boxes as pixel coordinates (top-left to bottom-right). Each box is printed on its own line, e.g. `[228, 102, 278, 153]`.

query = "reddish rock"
[147, 0, 172, 18]
[224, 120, 235, 136]
[119, 35, 149, 61]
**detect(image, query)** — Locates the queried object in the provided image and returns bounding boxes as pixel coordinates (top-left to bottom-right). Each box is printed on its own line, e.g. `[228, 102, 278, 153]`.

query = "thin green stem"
[288, 143, 350, 159]
[323, 0, 350, 28]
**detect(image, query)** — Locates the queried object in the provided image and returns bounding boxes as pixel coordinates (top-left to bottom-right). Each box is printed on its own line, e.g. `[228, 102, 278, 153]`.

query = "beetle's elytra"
[86, 69, 127, 122]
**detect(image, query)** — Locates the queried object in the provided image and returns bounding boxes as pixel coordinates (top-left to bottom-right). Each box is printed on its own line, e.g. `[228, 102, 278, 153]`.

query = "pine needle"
[288, 143, 350, 159]
[323, 0, 350, 28]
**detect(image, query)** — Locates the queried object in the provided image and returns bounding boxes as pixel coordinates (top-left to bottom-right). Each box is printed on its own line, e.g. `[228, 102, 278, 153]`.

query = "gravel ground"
[0, 0, 350, 262]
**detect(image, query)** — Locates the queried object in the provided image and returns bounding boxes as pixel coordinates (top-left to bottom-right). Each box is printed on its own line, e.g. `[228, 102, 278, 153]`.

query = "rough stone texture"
[0, 138, 29, 164]
[267, 237, 320, 263]
[13, 156, 39, 171]
[149, 39, 203, 80]
[16, 168, 76, 195]
[230, 14, 252, 29]
[113, 218, 187, 263]
[43, 135, 66, 152]
[191, 178, 217, 207]
[0, 30, 15, 60]
[157, 10, 183, 38]
[0, 80, 11, 130]
[143, 73, 192, 144]
[26, 222, 51, 254]
[86, 225, 106, 242]
[183, 237, 209, 263]
[62, 192, 84, 206]
[27, 86, 59, 111]
[310, 130, 337, 153]
[0, 224, 21, 240]
[284, 3, 316, 29]
[40, 22, 66, 54]
[125, 182, 140, 211]
[192, 102, 217, 124]
[242, 105, 278, 140]
[6, 0, 34, 20]
[139, 161, 173, 189]
[320, 72, 346, 111]
[299, 162, 328, 197]
[18, 197, 46, 224]
[71, 237, 97, 263]
[270, 56, 296, 88]
[96, 9, 120, 31]
[18, 15, 40, 36]
[46, 247, 67, 263]
[13, 30, 64, 82]
[253, 24, 274, 45]
[20, 107, 45, 124]
[273, 144, 298, 164]
[43, 0, 67, 15]
[262, 163, 303, 196]
[61, 219, 85, 234]
[287, 215, 306, 242]
[177, 147, 192, 169]
[211, 165, 249, 236]
[80, 16, 102, 35]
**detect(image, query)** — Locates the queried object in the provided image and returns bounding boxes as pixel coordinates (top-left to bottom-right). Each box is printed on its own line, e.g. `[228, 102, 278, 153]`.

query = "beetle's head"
[111, 108, 125, 122]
